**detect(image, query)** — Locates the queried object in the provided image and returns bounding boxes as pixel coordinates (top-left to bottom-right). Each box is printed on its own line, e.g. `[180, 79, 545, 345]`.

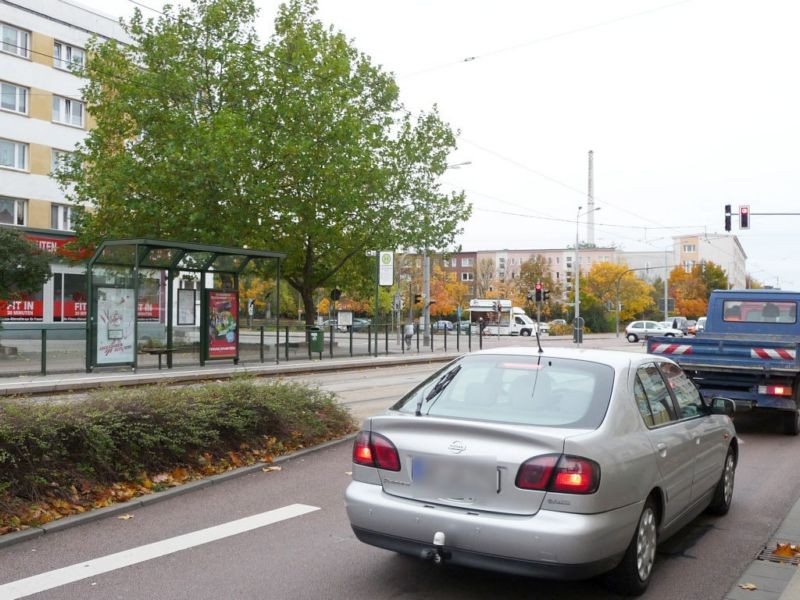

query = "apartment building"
[0, 0, 130, 321]
[673, 233, 746, 289]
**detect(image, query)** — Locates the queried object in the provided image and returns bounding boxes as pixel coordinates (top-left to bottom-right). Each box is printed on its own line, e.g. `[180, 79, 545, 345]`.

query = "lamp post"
[574, 205, 601, 345]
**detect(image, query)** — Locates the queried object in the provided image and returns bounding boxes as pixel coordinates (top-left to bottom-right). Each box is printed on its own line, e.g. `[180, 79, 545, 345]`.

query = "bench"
[139, 346, 197, 369]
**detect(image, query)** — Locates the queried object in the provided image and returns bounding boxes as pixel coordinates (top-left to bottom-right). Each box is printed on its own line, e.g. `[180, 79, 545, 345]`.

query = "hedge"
[0, 377, 355, 502]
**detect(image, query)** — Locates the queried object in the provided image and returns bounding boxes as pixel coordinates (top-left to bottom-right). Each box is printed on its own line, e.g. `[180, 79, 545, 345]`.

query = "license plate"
[411, 455, 496, 500]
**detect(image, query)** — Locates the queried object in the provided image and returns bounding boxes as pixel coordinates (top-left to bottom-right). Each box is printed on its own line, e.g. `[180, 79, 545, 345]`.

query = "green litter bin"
[308, 327, 324, 353]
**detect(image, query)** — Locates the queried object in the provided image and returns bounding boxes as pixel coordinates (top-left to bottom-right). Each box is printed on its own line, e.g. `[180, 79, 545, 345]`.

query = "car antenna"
[534, 317, 544, 353]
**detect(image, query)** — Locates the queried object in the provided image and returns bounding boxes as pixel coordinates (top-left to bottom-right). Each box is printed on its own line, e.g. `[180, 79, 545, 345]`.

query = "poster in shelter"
[96, 287, 135, 364]
[206, 291, 238, 359]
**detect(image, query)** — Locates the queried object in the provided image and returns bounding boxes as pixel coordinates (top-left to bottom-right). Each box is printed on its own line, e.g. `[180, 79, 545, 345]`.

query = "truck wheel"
[521, 329, 531, 336]
[782, 410, 800, 436]
[627, 333, 638, 343]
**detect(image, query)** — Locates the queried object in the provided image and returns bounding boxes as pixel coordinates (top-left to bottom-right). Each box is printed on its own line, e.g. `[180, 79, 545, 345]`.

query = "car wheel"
[605, 497, 657, 596]
[707, 446, 736, 515]
[664, 333, 675, 337]
[521, 329, 531, 336]
[782, 409, 800, 436]
[626, 333, 638, 343]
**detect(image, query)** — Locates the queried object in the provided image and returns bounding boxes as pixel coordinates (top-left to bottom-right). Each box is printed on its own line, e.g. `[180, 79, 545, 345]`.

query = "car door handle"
[656, 442, 667, 457]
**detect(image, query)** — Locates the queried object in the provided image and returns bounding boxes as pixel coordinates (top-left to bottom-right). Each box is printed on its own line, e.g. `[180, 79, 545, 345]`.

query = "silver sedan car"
[345, 347, 737, 596]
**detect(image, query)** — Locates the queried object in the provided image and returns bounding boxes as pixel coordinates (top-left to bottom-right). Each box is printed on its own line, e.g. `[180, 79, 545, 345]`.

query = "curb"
[0, 434, 356, 551]
[0, 354, 460, 396]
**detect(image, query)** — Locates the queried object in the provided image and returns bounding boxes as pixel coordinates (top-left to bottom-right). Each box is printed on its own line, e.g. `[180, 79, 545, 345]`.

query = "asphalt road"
[2, 340, 799, 599]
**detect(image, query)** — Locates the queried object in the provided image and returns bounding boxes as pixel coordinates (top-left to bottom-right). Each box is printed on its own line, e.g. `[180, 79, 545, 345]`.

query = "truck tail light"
[352, 431, 401, 471]
[758, 385, 793, 397]
[516, 454, 600, 494]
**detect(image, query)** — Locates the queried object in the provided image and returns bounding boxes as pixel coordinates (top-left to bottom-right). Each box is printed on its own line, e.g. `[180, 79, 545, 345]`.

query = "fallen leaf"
[738, 583, 757, 591]
[774, 543, 795, 558]
[117, 514, 134, 520]
[262, 466, 282, 473]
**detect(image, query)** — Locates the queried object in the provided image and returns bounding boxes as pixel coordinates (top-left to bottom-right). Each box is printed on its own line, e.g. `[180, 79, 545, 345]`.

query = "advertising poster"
[178, 289, 196, 325]
[96, 287, 135, 364]
[207, 290, 238, 359]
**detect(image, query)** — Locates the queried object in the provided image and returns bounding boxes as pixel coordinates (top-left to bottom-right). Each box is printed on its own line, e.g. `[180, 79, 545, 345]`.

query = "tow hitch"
[420, 531, 449, 564]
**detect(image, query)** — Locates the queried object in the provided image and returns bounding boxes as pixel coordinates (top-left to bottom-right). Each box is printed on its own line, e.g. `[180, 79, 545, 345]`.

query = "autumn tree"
[475, 258, 495, 297]
[61, 0, 469, 325]
[584, 263, 655, 322]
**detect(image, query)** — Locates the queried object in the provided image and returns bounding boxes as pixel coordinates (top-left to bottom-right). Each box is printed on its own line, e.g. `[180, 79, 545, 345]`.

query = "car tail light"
[516, 454, 600, 494]
[550, 456, 600, 494]
[515, 454, 559, 490]
[758, 385, 793, 397]
[352, 431, 401, 471]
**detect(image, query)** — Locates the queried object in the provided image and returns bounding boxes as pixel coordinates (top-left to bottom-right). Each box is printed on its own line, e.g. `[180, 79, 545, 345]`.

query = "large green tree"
[61, 0, 468, 324]
[0, 228, 52, 305]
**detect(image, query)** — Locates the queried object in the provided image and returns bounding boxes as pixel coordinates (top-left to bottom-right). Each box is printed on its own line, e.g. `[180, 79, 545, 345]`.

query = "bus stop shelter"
[84, 239, 285, 372]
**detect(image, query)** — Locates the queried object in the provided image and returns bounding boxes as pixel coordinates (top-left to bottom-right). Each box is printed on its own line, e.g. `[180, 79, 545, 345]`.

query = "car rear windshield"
[392, 354, 615, 429]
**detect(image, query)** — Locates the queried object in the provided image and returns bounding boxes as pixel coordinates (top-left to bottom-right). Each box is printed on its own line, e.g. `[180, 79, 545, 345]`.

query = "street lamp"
[574, 205, 601, 345]
[446, 161, 472, 169]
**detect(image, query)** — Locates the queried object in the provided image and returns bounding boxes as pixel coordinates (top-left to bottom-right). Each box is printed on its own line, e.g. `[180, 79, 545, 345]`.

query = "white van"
[468, 300, 544, 336]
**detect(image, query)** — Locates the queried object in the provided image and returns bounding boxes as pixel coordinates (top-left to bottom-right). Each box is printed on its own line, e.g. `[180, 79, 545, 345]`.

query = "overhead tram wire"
[399, 0, 693, 79]
[459, 137, 711, 240]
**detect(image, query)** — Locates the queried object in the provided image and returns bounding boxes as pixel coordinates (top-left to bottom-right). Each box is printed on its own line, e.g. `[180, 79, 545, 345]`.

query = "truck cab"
[648, 289, 800, 434]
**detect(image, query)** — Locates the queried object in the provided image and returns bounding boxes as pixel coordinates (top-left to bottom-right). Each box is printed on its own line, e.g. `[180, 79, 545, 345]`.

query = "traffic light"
[543, 289, 550, 302]
[739, 205, 750, 229]
[724, 204, 732, 232]
[414, 294, 422, 305]
[535, 282, 543, 302]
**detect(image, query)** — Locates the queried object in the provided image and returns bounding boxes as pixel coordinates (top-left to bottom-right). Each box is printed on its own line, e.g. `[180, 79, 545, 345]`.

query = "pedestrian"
[404, 321, 414, 349]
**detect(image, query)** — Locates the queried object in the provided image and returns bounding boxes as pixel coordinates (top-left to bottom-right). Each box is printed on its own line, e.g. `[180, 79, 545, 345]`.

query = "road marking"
[0, 503, 319, 599]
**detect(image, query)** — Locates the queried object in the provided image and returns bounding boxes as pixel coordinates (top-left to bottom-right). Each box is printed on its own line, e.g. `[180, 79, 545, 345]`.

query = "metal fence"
[0, 322, 493, 377]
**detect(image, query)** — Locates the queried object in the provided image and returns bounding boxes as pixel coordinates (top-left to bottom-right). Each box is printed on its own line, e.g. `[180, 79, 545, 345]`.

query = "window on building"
[461, 272, 474, 281]
[450, 257, 457, 267]
[547, 257, 552, 264]
[51, 203, 74, 231]
[461, 258, 473, 267]
[0, 138, 27, 170]
[51, 149, 72, 174]
[683, 244, 696, 253]
[1, 23, 29, 58]
[683, 260, 694, 273]
[52, 96, 84, 127]
[53, 42, 85, 71]
[0, 81, 27, 114]
[0, 196, 26, 225]
[498, 257, 506, 264]
[556, 257, 560, 265]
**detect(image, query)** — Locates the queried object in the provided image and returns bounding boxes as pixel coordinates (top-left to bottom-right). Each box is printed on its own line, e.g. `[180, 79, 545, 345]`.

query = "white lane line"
[0, 503, 319, 600]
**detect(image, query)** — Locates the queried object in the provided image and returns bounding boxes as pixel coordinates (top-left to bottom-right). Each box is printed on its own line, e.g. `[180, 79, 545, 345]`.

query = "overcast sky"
[76, 0, 800, 288]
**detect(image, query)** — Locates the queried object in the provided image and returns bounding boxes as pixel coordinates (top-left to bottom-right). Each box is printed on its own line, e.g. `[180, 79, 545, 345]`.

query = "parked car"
[432, 320, 454, 332]
[626, 320, 683, 343]
[686, 320, 698, 335]
[657, 322, 687, 337]
[669, 316, 690, 334]
[345, 347, 737, 595]
[458, 320, 471, 332]
[550, 319, 567, 326]
[339, 318, 371, 332]
[695, 316, 707, 333]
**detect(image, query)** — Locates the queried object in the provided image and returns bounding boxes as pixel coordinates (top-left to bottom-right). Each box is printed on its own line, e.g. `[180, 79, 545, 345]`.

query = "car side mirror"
[709, 397, 735, 417]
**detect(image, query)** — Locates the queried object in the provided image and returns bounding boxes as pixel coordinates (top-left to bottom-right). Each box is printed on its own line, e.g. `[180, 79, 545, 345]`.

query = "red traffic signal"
[535, 282, 543, 302]
[739, 205, 750, 229]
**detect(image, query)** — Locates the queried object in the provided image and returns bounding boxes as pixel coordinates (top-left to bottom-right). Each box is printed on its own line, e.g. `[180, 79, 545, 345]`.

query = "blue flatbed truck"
[648, 289, 800, 435]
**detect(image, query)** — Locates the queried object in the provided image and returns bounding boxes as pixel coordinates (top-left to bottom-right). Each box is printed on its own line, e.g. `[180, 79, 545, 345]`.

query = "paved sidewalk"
[726, 497, 800, 600]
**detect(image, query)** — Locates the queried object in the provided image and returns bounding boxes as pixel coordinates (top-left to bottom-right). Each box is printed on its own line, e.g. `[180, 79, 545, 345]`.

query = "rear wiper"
[416, 365, 462, 416]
